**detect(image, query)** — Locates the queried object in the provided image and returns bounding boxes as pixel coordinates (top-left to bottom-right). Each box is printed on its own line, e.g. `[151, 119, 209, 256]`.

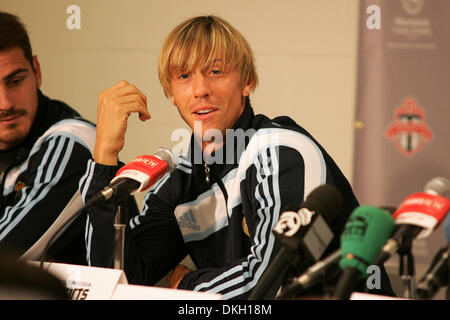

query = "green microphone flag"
[339, 206, 396, 277]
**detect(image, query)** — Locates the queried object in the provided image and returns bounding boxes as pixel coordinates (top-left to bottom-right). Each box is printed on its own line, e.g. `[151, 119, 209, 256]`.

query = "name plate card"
[29, 262, 223, 300]
[30, 262, 128, 300]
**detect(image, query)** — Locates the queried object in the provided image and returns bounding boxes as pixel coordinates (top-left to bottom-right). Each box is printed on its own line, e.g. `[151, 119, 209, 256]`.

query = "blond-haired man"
[81, 16, 391, 299]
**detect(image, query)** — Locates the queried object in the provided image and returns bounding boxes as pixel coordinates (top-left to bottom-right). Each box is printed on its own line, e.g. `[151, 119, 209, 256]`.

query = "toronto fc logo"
[386, 97, 432, 157]
[401, 0, 425, 16]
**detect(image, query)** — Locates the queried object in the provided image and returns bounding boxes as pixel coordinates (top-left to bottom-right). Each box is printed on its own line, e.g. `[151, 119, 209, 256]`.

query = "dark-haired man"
[0, 11, 96, 264]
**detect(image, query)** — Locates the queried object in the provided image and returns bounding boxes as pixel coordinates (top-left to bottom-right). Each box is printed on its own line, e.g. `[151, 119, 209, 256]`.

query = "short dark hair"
[0, 11, 33, 67]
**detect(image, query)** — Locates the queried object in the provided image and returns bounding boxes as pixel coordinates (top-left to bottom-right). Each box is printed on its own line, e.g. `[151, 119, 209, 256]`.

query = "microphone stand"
[398, 242, 416, 299]
[112, 199, 129, 270]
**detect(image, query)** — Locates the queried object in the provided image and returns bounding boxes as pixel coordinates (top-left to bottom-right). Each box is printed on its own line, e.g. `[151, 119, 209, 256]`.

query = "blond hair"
[158, 15, 258, 97]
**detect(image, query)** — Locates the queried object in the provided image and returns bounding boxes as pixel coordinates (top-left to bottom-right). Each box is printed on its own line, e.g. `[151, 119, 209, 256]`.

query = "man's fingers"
[98, 82, 151, 120]
[99, 79, 129, 97]
[100, 80, 147, 104]
[115, 94, 151, 119]
[114, 82, 148, 104]
[94, 80, 152, 165]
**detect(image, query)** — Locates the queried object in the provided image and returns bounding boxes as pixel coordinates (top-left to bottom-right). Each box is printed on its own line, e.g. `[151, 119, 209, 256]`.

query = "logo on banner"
[401, 0, 425, 16]
[386, 97, 432, 157]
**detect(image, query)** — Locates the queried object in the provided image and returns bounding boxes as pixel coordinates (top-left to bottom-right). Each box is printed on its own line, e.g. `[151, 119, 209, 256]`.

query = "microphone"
[279, 204, 407, 299]
[248, 184, 343, 300]
[416, 243, 449, 299]
[331, 206, 396, 300]
[85, 147, 176, 207]
[415, 212, 450, 299]
[30, 148, 175, 265]
[377, 178, 449, 218]
[374, 178, 450, 265]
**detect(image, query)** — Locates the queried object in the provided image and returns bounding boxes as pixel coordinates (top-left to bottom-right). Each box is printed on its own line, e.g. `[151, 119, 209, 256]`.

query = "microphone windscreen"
[112, 151, 174, 193]
[302, 184, 343, 225]
[392, 192, 450, 236]
[153, 147, 176, 173]
[424, 177, 450, 199]
[339, 206, 395, 276]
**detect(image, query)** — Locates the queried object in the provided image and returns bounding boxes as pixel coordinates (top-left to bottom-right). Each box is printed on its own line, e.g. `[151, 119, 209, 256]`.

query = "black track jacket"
[81, 103, 393, 299]
[0, 91, 95, 264]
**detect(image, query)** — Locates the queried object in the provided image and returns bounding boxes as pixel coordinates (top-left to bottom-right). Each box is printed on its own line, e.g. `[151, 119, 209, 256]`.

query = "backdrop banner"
[354, 0, 450, 274]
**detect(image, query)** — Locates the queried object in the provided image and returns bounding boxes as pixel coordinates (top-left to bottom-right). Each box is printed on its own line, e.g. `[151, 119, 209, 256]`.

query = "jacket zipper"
[204, 161, 235, 257]
[204, 163, 211, 183]
[204, 162, 229, 215]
